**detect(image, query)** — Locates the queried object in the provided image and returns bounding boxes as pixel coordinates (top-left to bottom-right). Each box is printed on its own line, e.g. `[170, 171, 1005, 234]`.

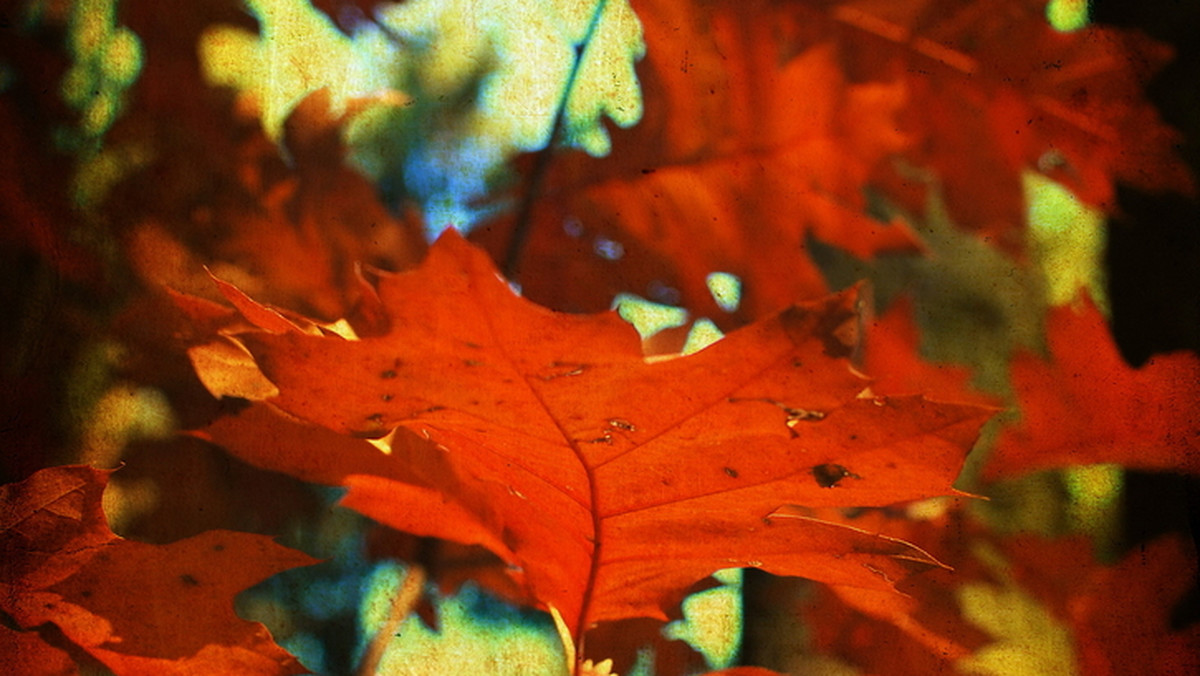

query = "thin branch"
[503, 0, 611, 281]
[355, 564, 427, 676]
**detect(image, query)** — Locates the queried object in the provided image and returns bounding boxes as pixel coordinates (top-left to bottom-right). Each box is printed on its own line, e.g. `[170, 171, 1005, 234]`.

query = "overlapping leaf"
[799, 505, 994, 674]
[831, 0, 1194, 247]
[0, 466, 316, 675]
[476, 0, 1191, 317]
[987, 296, 1200, 479]
[865, 296, 997, 407]
[994, 534, 1200, 675]
[190, 232, 991, 649]
[113, 89, 425, 322]
[474, 0, 919, 322]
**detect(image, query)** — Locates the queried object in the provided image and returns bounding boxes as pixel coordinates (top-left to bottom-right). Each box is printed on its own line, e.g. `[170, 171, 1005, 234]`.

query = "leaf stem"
[503, 0, 611, 281]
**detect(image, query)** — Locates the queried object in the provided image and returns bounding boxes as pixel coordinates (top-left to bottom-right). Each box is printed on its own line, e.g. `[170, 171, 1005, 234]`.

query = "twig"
[503, 0, 611, 281]
[355, 564, 427, 676]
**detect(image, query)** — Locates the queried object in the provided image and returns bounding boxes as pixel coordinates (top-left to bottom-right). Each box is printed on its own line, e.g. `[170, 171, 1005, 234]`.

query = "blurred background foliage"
[1, 0, 1197, 674]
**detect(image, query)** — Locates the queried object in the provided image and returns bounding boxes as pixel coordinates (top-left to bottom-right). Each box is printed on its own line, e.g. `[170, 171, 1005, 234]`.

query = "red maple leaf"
[475, 0, 1190, 321]
[474, 0, 920, 323]
[116, 90, 425, 322]
[865, 296, 998, 407]
[0, 624, 78, 676]
[799, 505, 994, 675]
[986, 296, 1200, 479]
[830, 0, 1194, 248]
[0, 466, 316, 675]
[1002, 534, 1200, 675]
[187, 232, 992, 658]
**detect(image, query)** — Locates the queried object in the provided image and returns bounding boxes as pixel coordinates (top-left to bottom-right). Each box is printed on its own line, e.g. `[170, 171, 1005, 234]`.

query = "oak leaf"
[191, 231, 992, 651]
[112, 84, 425, 322]
[474, 0, 920, 322]
[998, 534, 1200, 675]
[865, 296, 997, 407]
[0, 625, 77, 676]
[986, 296, 1200, 479]
[477, 0, 1191, 311]
[0, 465, 316, 675]
[831, 0, 1194, 248]
[799, 505, 993, 674]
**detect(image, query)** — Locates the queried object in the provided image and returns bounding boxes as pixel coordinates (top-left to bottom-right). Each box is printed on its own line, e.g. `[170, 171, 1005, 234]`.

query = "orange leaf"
[0, 625, 78, 676]
[1002, 534, 1200, 676]
[800, 507, 993, 674]
[866, 296, 998, 407]
[475, 0, 920, 322]
[987, 297, 1200, 479]
[836, 0, 1193, 247]
[194, 232, 993, 650]
[116, 88, 426, 323]
[0, 466, 316, 675]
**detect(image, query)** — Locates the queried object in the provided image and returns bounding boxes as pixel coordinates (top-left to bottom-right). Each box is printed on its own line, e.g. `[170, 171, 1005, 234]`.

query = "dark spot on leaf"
[724, 466, 739, 478]
[464, 359, 482, 367]
[180, 574, 200, 587]
[464, 341, 482, 349]
[381, 369, 398, 379]
[641, 168, 656, 174]
[80, 590, 92, 598]
[366, 413, 385, 423]
[213, 544, 225, 552]
[812, 463, 857, 488]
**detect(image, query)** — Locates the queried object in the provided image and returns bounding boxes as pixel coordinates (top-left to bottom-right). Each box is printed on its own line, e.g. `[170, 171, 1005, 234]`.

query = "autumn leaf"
[830, 0, 1194, 248]
[188, 231, 992, 654]
[109, 54, 425, 321]
[799, 505, 994, 675]
[475, 0, 1190, 322]
[986, 534, 1200, 676]
[474, 0, 920, 322]
[986, 296, 1200, 479]
[865, 296, 998, 407]
[0, 465, 317, 675]
[0, 625, 78, 676]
